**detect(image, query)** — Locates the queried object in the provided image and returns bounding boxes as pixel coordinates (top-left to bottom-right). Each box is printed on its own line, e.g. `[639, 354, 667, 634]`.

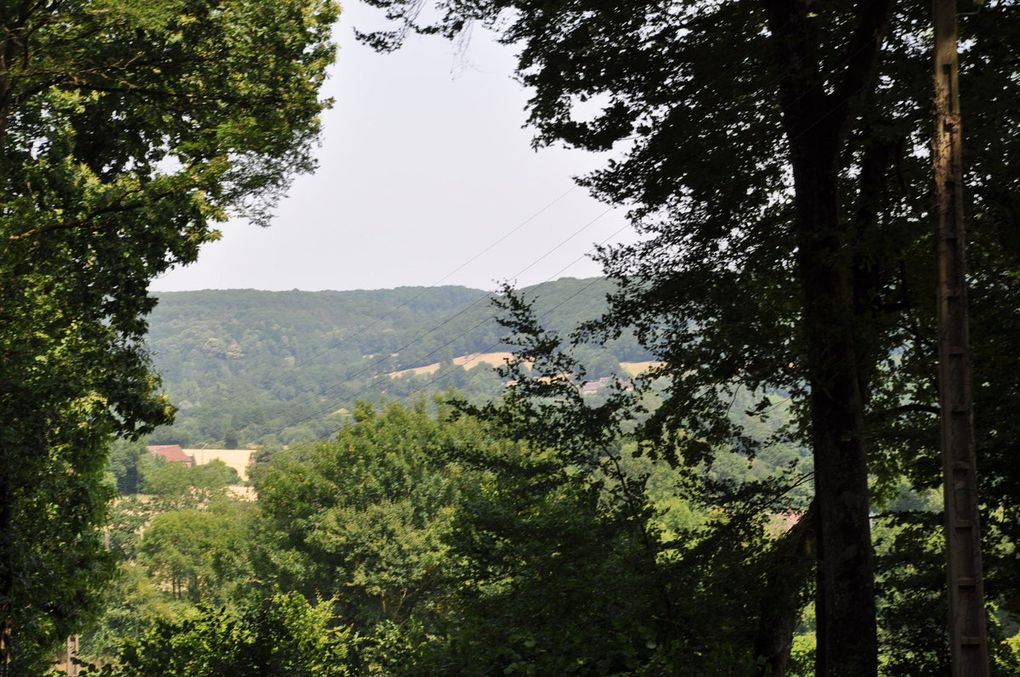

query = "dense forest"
[78, 282, 823, 674]
[83, 389, 817, 675]
[145, 278, 651, 446]
[3, 0, 1020, 676]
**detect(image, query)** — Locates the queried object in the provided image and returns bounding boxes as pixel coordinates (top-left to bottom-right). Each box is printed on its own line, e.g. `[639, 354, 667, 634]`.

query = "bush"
[79, 592, 362, 676]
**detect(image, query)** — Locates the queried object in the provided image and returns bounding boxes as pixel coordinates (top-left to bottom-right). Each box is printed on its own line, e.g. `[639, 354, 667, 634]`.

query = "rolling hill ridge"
[146, 277, 650, 447]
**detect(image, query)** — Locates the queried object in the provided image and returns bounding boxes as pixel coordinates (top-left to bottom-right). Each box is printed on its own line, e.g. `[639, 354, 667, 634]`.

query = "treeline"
[80, 387, 823, 675]
[76, 287, 1020, 674]
[79, 381, 1020, 675]
[145, 278, 651, 446]
[347, 2, 1020, 673]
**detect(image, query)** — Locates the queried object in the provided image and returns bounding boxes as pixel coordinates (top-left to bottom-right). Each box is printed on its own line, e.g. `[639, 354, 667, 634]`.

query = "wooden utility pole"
[933, 1, 990, 675]
[65, 635, 79, 677]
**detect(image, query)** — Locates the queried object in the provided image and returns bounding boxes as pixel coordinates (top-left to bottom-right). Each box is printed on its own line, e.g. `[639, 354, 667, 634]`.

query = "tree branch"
[868, 403, 940, 419]
[830, 0, 896, 139]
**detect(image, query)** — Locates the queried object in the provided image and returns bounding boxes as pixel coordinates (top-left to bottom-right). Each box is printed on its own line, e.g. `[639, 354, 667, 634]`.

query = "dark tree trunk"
[759, 2, 894, 674]
[792, 154, 878, 677]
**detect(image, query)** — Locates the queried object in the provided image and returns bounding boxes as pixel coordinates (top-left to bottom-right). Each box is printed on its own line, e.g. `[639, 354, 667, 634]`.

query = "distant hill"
[145, 277, 651, 447]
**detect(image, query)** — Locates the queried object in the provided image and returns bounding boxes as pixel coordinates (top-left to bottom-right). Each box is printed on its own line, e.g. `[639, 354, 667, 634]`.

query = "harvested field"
[388, 352, 515, 379]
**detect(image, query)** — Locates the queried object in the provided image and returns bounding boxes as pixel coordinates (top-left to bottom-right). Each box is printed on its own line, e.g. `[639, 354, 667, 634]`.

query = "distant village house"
[146, 444, 191, 465]
[146, 445, 256, 482]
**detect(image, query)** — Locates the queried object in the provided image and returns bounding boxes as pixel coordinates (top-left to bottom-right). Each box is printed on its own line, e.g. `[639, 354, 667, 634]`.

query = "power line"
[431, 186, 578, 286]
[173, 34, 883, 445]
[266, 206, 615, 419]
[191, 36, 874, 420]
[187, 185, 581, 413]
[258, 221, 631, 440]
[383, 270, 620, 405]
[187, 204, 618, 441]
[193, 70, 882, 444]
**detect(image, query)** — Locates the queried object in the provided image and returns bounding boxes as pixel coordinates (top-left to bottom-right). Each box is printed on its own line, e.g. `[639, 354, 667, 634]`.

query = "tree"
[79, 592, 362, 676]
[359, 2, 1020, 674]
[107, 440, 146, 495]
[85, 458, 254, 662]
[251, 388, 772, 674]
[441, 289, 776, 675]
[0, 0, 337, 669]
[142, 458, 241, 510]
[138, 501, 253, 603]
[252, 401, 490, 635]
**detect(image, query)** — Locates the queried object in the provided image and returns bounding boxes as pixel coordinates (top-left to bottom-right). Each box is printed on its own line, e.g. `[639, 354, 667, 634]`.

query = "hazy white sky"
[150, 4, 633, 293]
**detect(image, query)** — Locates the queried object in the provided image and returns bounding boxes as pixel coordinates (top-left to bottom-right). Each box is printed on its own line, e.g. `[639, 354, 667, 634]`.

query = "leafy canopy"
[0, 0, 337, 669]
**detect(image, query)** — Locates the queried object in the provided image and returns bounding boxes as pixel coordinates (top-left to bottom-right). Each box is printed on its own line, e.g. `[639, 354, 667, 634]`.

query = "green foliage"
[0, 0, 337, 668]
[81, 592, 361, 676]
[999, 635, 1020, 676]
[250, 396, 757, 675]
[79, 564, 191, 661]
[418, 458, 673, 675]
[416, 293, 801, 674]
[102, 455, 241, 563]
[90, 376, 811, 676]
[873, 513, 950, 676]
[3, 0, 1014, 669]
[252, 401, 493, 633]
[107, 441, 147, 496]
[138, 501, 254, 604]
[359, 1, 1020, 669]
[454, 288, 821, 673]
[786, 631, 817, 677]
[84, 460, 255, 660]
[142, 458, 240, 508]
[0, 430, 118, 676]
[105, 498, 151, 563]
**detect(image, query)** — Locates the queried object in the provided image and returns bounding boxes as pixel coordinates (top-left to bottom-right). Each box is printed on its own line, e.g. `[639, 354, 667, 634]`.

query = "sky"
[150, 4, 634, 293]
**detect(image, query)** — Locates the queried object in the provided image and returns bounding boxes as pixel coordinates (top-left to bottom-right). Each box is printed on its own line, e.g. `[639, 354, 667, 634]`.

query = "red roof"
[147, 444, 191, 464]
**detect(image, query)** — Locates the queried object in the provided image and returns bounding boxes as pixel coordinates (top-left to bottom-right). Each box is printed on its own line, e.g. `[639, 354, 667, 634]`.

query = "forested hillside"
[146, 277, 651, 446]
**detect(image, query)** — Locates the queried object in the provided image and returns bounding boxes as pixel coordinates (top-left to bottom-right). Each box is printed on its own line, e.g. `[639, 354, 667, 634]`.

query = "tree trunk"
[792, 158, 878, 677]
[759, 3, 894, 673]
